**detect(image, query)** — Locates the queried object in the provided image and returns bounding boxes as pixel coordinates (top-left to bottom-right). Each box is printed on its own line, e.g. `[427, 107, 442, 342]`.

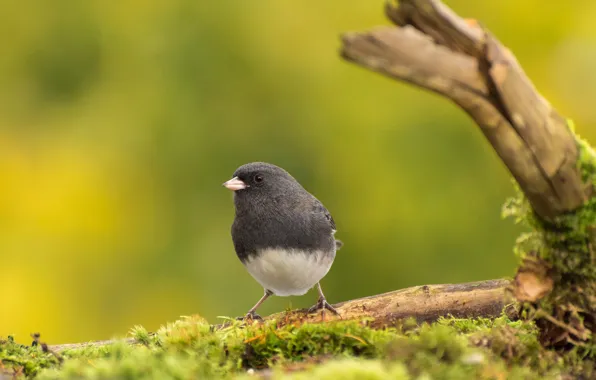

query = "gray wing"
[313, 199, 336, 231]
[313, 199, 343, 250]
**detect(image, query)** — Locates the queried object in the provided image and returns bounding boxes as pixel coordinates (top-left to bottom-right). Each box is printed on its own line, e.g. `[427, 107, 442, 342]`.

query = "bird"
[223, 162, 341, 320]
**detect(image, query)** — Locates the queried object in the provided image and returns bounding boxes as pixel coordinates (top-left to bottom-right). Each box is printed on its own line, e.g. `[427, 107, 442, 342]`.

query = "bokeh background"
[2, 0, 596, 343]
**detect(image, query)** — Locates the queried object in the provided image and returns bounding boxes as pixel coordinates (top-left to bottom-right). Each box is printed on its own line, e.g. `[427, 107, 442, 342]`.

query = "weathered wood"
[341, 0, 589, 222]
[49, 279, 512, 352]
[319, 278, 513, 326]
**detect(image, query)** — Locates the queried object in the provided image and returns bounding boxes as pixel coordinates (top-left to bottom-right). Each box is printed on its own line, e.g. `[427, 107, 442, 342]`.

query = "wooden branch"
[49, 279, 513, 352]
[327, 279, 514, 325]
[340, 0, 590, 222]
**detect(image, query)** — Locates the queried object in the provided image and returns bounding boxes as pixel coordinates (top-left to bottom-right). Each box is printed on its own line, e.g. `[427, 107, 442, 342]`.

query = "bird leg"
[237, 289, 273, 321]
[307, 283, 339, 318]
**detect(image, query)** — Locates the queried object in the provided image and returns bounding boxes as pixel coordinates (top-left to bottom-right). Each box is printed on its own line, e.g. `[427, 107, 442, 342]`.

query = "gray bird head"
[223, 162, 305, 212]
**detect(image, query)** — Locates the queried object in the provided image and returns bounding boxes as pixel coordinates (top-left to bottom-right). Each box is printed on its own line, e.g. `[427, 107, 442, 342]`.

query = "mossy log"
[49, 279, 513, 352]
[340, 0, 595, 353]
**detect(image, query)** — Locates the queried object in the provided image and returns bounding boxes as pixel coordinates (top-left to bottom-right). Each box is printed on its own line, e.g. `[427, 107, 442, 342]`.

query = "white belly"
[243, 248, 335, 296]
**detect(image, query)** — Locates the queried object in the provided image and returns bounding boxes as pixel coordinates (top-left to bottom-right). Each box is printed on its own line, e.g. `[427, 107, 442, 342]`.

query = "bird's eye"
[254, 174, 264, 183]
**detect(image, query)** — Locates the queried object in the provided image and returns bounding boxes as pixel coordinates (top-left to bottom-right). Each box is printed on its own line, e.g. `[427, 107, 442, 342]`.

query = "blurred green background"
[2, 0, 596, 344]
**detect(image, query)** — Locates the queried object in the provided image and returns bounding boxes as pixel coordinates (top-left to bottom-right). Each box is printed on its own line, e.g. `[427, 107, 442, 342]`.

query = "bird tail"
[335, 239, 343, 250]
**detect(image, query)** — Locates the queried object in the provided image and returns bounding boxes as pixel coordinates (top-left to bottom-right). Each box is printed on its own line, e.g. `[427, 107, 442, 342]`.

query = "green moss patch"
[2, 313, 593, 379]
[502, 127, 596, 355]
[0, 335, 62, 378]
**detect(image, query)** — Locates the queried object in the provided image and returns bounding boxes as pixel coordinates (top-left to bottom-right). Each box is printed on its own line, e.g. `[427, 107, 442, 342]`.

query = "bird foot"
[236, 311, 263, 322]
[307, 298, 340, 317]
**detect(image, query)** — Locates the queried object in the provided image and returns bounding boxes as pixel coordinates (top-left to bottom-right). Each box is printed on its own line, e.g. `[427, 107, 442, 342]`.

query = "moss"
[236, 318, 395, 369]
[0, 335, 62, 378]
[3, 313, 593, 379]
[502, 124, 596, 355]
[236, 358, 411, 380]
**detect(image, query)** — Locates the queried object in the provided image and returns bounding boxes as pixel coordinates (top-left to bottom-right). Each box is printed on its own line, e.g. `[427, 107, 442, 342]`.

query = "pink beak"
[223, 177, 248, 191]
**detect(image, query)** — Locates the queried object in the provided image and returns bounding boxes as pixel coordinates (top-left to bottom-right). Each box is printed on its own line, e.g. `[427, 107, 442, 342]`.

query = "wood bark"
[49, 279, 512, 352]
[340, 0, 590, 222]
[319, 278, 513, 326]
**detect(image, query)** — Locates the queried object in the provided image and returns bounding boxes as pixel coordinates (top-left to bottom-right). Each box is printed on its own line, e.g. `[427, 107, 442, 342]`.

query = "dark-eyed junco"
[223, 162, 341, 320]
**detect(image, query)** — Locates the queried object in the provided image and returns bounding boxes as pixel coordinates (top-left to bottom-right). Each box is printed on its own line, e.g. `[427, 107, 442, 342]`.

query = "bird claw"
[307, 298, 340, 316]
[236, 311, 263, 322]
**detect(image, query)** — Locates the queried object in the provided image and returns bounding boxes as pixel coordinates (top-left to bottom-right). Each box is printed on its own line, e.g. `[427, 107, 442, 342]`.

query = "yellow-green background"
[2, 1, 596, 343]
